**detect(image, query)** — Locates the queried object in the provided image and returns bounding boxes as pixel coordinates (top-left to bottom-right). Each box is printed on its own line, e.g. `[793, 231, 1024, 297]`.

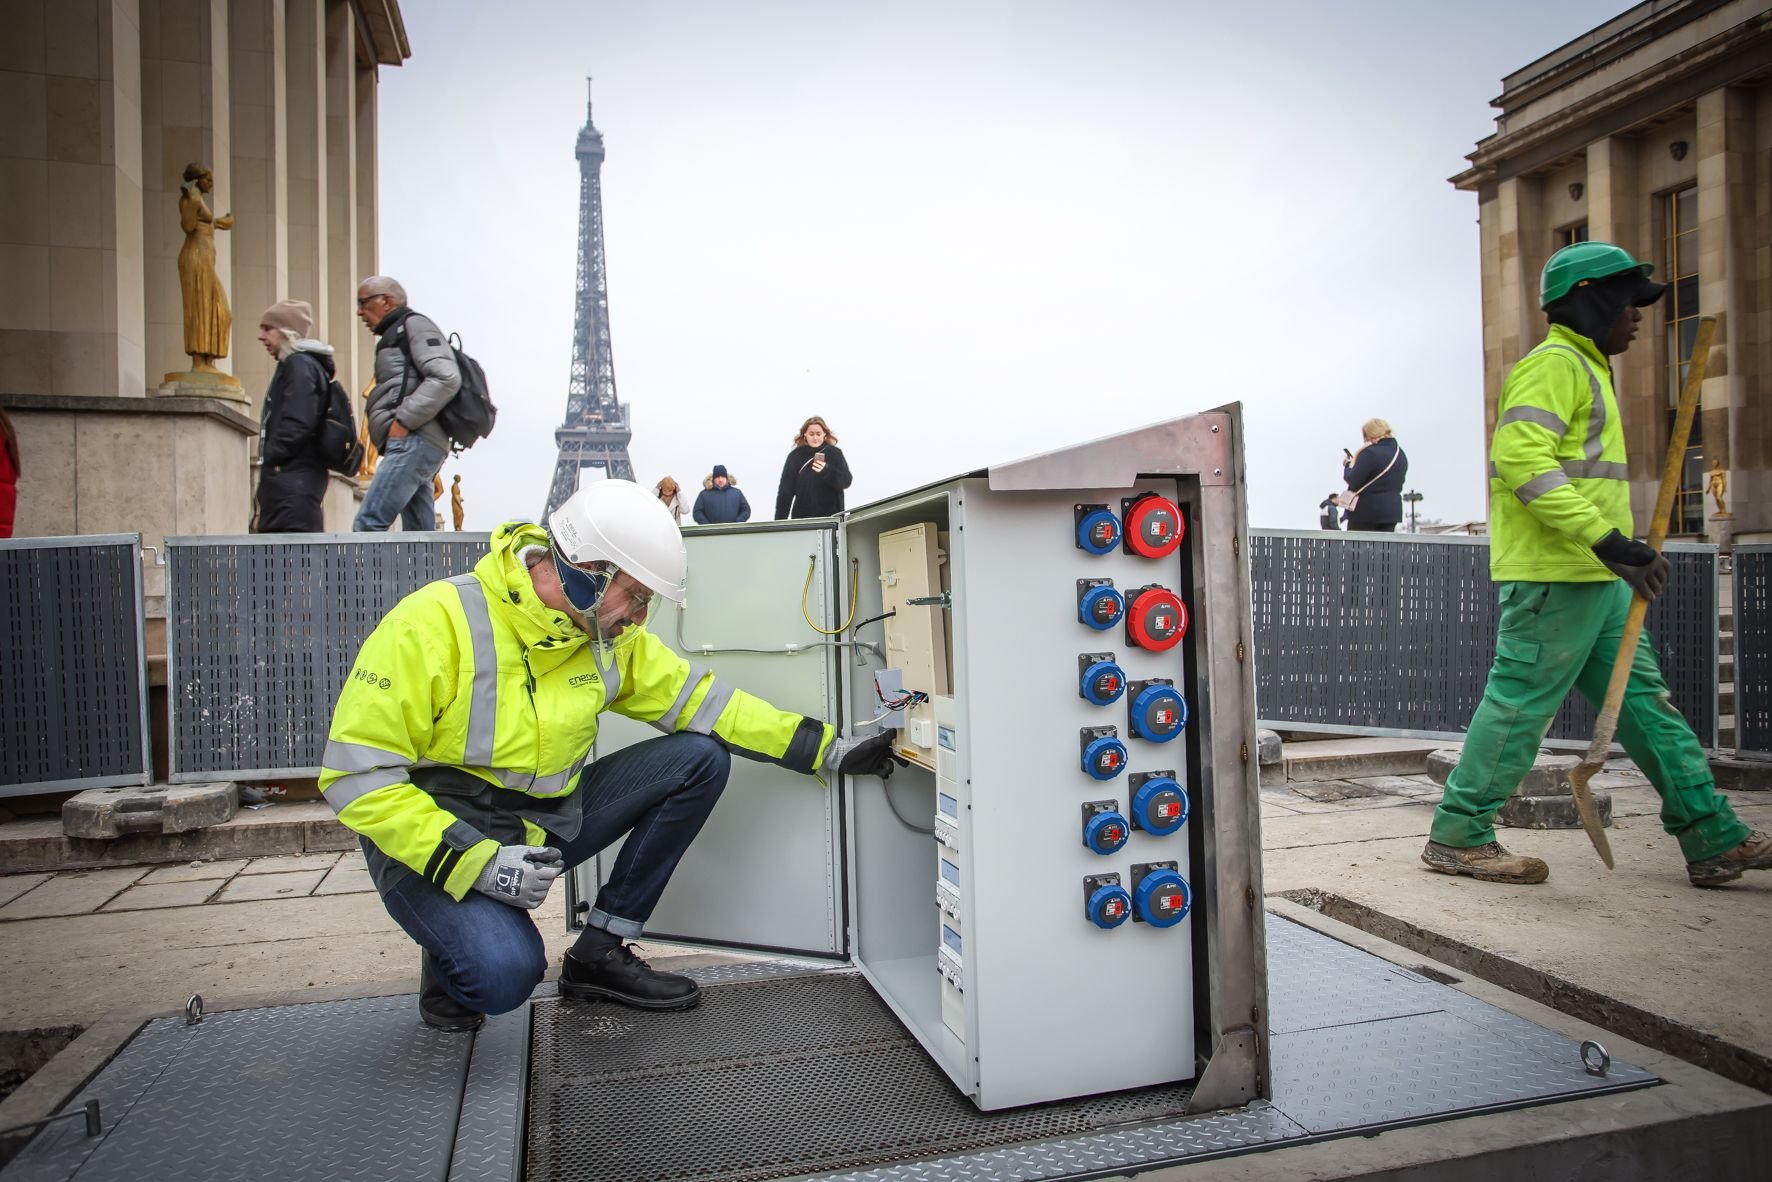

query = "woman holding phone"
[774, 415, 853, 519]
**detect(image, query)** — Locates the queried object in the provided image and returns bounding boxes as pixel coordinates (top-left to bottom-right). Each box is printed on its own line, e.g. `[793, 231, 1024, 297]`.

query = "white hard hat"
[547, 480, 687, 603]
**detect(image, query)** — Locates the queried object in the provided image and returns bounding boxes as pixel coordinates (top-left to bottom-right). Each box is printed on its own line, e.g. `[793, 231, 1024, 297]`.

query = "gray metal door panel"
[571, 523, 846, 957]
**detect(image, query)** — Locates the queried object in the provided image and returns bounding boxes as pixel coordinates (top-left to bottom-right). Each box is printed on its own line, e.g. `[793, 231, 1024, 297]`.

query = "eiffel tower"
[543, 79, 634, 519]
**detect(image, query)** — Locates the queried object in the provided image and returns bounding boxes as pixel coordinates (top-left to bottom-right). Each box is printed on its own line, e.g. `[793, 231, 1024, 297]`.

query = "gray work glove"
[471, 845, 564, 910]
[1592, 529, 1670, 603]
[821, 729, 907, 780]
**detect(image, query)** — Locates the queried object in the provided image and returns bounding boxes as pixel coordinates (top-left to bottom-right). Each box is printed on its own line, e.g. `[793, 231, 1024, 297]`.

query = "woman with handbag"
[1337, 418, 1408, 532]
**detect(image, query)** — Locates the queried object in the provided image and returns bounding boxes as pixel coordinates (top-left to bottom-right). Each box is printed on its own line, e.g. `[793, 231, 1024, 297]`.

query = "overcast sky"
[376, 0, 1628, 530]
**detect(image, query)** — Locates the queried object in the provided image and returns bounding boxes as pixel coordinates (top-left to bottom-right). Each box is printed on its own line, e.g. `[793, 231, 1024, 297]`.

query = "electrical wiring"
[801, 556, 860, 636]
[880, 776, 934, 835]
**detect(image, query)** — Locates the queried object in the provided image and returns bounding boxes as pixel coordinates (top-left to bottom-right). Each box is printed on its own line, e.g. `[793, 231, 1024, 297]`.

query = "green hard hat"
[1540, 242, 1657, 309]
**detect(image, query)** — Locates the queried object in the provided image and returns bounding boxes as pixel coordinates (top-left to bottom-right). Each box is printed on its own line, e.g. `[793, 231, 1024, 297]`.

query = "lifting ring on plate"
[185, 993, 204, 1026]
[1579, 1039, 1610, 1076]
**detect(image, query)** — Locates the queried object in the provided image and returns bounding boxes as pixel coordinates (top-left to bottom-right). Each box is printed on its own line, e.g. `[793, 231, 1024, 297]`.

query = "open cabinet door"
[566, 520, 850, 959]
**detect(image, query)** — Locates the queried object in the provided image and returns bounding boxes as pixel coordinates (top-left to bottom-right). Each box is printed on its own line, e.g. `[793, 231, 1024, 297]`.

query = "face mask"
[550, 542, 608, 614]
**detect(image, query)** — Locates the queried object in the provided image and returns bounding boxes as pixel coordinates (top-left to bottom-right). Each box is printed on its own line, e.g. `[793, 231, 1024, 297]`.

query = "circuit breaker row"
[1073, 494, 1193, 933]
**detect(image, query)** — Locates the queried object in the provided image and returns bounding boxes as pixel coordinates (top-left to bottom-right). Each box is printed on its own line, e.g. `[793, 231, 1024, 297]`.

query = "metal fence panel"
[1736, 546, 1772, 758]
[1, 534, 150, 795]
[166, 534, 490, 781]
[1251, 531, 1718, 745]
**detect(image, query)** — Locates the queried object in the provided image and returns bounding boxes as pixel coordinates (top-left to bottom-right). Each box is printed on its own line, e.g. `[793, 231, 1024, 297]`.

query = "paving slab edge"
[1273, 888, 1772, 1096]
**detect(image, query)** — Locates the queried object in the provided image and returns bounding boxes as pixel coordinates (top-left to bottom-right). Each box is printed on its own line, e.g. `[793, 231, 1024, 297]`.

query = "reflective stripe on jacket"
[318, 520, 835, 900]
[1488, 325, 1633, 583]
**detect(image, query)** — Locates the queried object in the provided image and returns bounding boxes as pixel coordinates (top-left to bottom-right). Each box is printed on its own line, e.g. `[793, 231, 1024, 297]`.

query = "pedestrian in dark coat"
[1340, 418, 1408, 532]
[253, 299, 334, 533]
[693, 465, 751, 524]
[774, 416, 853, 520]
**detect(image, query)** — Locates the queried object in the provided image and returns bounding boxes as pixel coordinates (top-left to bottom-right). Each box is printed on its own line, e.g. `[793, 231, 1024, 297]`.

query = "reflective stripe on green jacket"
[318, 520, 835, 900]
[1488, 324, 1633, 583]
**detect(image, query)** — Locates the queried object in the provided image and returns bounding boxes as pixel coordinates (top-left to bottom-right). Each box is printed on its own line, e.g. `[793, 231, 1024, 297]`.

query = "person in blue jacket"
[692, 465, 751, 525]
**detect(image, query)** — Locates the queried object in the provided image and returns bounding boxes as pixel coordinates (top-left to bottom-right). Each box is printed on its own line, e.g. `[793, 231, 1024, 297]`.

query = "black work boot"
[418, 951, 485, 1033]
[559, 942, 701, 1011]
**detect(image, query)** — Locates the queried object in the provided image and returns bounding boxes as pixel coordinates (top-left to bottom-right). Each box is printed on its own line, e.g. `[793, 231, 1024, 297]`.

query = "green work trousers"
[1431, 580, 1746, 862]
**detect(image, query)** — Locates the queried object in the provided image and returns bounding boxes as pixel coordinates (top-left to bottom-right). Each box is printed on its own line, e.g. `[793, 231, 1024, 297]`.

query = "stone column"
[139, 0, 237, 394]
[351, 52, 378, 398]
[1586, 133, 1660, 525]
[1695, 87, 1755, 542]
[227, 0, 287, 414]
[284, 0, 325, 340]
[0, 0, 147, 400]
[323, 0, 358, 386]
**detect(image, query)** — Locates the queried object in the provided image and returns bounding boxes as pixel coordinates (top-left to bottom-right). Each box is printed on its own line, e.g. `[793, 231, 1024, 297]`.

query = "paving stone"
[101, 880, 224, 911]
[139, 859, 250, 884]
[0, 872, 53, 908]
[0, 867, 147, 920]
[313, 865, 375, 896]
[239, 853, 341, 876]
[214, 869, 328, 902]
[1289, 779, 1388, 804]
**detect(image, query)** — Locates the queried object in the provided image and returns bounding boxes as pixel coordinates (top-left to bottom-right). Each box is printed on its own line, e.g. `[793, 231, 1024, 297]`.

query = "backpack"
[399, 329, 497, 454]
[315, 373, 366, 476]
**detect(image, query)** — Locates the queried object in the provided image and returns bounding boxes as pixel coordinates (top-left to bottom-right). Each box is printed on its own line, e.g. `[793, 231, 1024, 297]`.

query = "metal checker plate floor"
[1, 917, 1658, 1182]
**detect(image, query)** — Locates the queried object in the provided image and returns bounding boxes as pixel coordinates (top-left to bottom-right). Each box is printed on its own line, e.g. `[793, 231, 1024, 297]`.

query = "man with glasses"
[320, 479, 901, 1031]
[353, 275, 460, 532]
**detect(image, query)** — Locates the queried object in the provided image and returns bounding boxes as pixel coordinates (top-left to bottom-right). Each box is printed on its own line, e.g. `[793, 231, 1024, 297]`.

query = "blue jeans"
[362, 733, 731, 1014]
[353, 433, 447, 532]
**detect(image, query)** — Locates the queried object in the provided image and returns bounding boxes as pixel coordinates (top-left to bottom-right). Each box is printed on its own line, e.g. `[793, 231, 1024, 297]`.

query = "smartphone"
[815, 452, 826, 463]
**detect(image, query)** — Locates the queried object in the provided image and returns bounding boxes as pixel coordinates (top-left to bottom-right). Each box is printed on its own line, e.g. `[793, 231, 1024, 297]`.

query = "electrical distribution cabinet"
[569, 408, 1266, 1112]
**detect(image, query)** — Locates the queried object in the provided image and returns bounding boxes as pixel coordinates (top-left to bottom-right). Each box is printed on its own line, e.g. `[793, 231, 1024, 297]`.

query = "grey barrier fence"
[1, 534, 151, 795]
[1736, 546, 1771, 758]
[1250, 530, 1719, 745]
[166, 534, 491, 782]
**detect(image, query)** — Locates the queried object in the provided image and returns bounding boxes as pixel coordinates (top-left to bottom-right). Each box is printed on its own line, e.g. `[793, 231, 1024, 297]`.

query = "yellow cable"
[802, 556, 860, 636]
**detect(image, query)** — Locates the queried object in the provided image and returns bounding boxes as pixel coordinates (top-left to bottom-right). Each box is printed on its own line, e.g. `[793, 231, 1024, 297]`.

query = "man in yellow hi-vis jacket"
[1422, 242, 1767, 890]
[321, 479, 900, 1031]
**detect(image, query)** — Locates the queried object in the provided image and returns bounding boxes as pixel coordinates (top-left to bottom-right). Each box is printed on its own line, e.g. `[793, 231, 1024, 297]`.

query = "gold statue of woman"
[176, 163, 234, 371]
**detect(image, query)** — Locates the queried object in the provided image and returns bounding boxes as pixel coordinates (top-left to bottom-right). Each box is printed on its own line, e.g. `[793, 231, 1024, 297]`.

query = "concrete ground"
[0, 741, 1767, 1099]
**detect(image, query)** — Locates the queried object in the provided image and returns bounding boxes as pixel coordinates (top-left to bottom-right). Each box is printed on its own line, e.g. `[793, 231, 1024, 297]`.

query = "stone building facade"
[0, 0, 409, 561]
[1452, 0, 1771, 544]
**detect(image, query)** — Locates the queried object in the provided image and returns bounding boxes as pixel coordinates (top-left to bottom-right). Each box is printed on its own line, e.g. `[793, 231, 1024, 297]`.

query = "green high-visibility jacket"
[319, 521, 835, 900]
[1489, 324, 1633, 583]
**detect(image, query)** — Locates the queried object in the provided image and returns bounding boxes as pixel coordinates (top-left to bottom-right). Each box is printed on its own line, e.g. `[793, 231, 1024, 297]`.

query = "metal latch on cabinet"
[906, 592, 952, 610]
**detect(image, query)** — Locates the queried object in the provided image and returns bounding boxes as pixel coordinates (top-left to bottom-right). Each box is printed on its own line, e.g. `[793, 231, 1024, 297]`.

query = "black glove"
[1592, 529, 1670, 603]
[822, 729, 908, 779]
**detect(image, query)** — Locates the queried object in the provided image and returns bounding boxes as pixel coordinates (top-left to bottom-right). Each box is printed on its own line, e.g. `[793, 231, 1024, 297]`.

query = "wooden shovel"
[1568, 314, 1717, 868]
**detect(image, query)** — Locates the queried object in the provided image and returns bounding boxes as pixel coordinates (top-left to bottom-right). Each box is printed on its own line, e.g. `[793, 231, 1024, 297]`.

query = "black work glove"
[821, 729, 908, 780]
[1592, 529, 1670, 603]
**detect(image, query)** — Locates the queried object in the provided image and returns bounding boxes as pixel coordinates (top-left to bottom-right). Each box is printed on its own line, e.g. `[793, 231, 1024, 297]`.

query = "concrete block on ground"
[1427, 749, 1579, 796]
[1256, 729, 1283, 766]
[0, 802, 352, 875]
[100, 880, 223, 911]
[62, 783, 238, 840]
[214, 869, 327, 902]
[1498, 790, 1613, 830]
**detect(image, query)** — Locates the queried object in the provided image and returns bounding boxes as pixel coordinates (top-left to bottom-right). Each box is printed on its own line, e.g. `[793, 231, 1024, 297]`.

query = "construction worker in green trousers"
[1422, 241, 1770, 889]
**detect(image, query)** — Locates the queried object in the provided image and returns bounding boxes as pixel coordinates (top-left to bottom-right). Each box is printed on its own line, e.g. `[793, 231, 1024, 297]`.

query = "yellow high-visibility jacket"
[318, 521, 835, 900]
[1489, 324, 1634, 583]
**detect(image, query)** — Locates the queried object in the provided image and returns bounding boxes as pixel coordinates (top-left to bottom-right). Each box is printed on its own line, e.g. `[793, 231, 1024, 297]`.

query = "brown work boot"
[1420, 840, 1549, 884]
[1687, 830, 1772, 888]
